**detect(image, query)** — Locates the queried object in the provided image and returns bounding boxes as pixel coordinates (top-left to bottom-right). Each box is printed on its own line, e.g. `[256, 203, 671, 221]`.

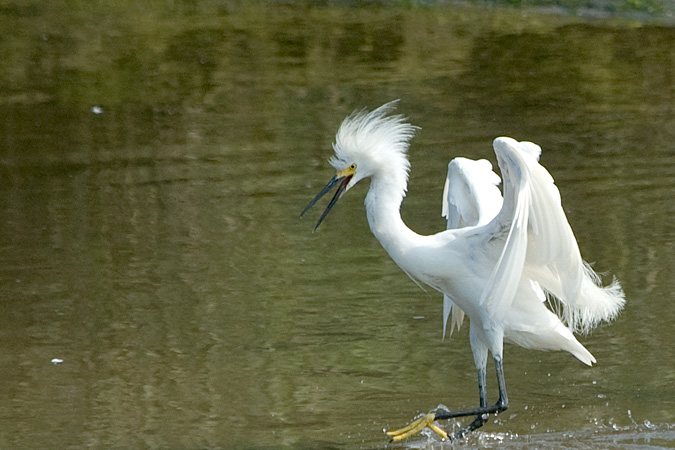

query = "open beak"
[301, 169, 354, 232]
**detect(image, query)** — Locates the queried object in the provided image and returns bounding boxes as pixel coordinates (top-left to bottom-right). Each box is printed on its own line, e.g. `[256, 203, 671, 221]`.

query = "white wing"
[442, 158, 503, 229]
[441, 157, 503, 338]
[479, 137, 624, 330]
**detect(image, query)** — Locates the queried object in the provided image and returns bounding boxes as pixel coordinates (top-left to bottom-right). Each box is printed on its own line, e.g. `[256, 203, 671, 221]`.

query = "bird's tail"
[559, 262, 625, 334]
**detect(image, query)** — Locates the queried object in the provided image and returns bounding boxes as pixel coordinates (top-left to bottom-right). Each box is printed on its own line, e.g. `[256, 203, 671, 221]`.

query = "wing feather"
[442, 158, 503, 228]
[442, 157, 502, 337]
[480, 137, 624, 330]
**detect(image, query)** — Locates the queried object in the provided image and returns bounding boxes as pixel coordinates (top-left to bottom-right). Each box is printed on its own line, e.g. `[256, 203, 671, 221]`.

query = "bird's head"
[301, 100, 417, 231]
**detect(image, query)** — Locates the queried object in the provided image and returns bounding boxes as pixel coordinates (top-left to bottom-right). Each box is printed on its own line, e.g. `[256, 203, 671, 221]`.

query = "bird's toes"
[386, 413, 447, 441]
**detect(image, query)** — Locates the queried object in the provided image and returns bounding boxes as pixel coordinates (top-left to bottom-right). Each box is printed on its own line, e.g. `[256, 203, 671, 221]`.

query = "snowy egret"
[301, 101, 625, 441]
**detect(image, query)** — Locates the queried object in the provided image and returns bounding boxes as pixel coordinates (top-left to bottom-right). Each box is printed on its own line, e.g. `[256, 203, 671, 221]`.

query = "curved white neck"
[364, 175, 420, 262]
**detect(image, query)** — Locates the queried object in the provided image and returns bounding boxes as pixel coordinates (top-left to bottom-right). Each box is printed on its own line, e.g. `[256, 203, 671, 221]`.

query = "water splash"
[388, 421, 675, 449]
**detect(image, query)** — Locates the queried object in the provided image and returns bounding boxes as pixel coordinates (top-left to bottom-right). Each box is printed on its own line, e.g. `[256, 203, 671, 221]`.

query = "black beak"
[300, 174, 353, 231]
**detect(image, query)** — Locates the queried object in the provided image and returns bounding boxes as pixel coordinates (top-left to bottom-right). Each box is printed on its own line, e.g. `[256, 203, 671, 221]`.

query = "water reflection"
[0, 3, 673, 449]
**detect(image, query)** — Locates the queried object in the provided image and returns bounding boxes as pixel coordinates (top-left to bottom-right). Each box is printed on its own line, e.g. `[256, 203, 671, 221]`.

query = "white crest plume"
[330, 101, 418, 197]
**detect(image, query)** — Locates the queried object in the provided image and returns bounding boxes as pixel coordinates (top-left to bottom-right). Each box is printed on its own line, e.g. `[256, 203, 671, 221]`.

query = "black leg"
[433, 357, 508, 439]
[386, 357, 508, 442]
[478, 366, 488, 408]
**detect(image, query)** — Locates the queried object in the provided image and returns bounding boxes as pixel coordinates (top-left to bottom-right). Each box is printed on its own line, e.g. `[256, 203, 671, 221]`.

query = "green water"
[0, 2, 673, 449]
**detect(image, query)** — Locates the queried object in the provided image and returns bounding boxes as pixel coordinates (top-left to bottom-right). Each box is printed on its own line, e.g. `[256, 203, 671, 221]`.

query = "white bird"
[301, 101, 625, 441]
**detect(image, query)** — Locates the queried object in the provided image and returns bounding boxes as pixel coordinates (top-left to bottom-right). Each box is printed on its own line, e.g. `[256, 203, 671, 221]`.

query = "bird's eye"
[350, 163, 356, 170]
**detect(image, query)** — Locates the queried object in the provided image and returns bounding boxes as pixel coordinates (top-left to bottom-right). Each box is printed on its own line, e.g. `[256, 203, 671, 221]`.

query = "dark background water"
[0, 2, 673, 449]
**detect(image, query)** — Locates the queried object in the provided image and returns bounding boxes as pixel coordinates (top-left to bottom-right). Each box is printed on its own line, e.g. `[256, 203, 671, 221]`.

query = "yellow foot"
[386, 412, 448, 442]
